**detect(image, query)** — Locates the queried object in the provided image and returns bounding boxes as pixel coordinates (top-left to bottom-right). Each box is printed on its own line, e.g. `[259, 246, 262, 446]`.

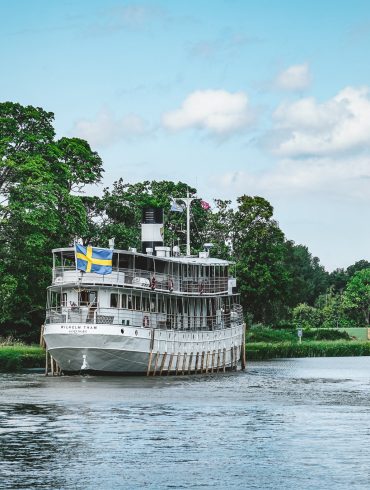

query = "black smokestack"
[141, 207, 164, 253]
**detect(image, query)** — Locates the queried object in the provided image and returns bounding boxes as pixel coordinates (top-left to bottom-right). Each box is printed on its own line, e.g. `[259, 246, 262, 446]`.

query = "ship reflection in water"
[1, 357, 370, 489]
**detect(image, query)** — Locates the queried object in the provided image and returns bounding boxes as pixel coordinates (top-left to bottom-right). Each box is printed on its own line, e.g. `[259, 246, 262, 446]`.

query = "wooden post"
[175, 352, 181, 375]
[216, 349, 221, 373]
[39, 325, 45, 348]
[45, 350, 49, 376]
[147, 351, 153, 376]
[211, 350, 215, 373]
[230, 346, 234, 372]
[150, 328, 155, 351]
[222, 348, 226, 373]
[195, 352, 200, 373]
[200, 351, 205, 373]
[167, 353, 174, 375]
[50, 355, 54, 376]
[241, 325, 246, 371]
[159, 352, 167, 376]
[205, 351, 210, 373]
[152, 351, 160, 376]
[181, 353, 187, 375]
[188, 352, 193, 374]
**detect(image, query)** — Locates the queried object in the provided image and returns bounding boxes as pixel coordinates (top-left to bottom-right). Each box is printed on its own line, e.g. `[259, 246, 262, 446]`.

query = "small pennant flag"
[200, 200, 211, 210]
[170, 199, 184, 212]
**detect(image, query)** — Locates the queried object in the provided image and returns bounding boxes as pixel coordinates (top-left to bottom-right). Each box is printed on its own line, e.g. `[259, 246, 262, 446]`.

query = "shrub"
[302, 329, 351, 341]
[246, 327, 296, 343]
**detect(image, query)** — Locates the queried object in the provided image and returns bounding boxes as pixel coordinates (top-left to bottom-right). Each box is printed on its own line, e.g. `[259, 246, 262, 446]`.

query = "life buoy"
[143, 316, 150, 327]
[168, 278, 174, 292]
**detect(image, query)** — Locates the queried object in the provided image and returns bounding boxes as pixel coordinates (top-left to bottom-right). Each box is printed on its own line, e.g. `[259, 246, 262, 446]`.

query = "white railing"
[52, 266, 230, 295]
[45, 304, 244, 331]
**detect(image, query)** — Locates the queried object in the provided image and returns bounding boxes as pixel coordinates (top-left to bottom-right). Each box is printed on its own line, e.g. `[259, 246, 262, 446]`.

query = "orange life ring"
[143, 315, 150, 327]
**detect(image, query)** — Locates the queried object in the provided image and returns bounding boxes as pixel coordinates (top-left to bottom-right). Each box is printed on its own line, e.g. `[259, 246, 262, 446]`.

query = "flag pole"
[186, 190, 191, 256]
[74, 238, 78, 283]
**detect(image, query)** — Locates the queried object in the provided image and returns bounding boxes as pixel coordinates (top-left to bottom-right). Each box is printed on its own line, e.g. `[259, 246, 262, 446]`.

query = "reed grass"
[0, 345, 44, 372]
[246, 340, 370, 361]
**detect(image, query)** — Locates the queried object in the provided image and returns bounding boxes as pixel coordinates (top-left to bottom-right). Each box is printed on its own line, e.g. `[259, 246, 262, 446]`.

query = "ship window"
[78, 290, 97, 306]
[118, 255, 130, 269]
[62, 293, 67, 307]
[128, 296, 133, 310]
[150, 294, 156, 312]
[135, 295, 141, 311]
[51, 292, 61, 307]
[110, 293, 119, 308]
[158, 295, 165, 313]
[121, 294, 127, 309]
[177, 298, 183, 314]
[142, 296, 150, 312]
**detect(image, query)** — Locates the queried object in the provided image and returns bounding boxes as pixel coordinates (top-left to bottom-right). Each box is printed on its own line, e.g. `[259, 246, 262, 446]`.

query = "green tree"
[0, 102, 103, 339]
[201, 199, 233, 260]
[232, 195, 288, 324]
[292, 303, 323, 329]
[283, 241, 328, 308]
[343, 268, 370, 325]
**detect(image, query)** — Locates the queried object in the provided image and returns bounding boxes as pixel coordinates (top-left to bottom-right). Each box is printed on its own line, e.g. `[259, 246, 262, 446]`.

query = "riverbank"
[246, 340, 370, 361]
[2, 339, 370, 372]
[0, 346, 44, 372]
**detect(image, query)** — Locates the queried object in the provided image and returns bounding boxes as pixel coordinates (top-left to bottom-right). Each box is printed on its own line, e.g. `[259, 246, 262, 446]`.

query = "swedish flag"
[75, 244, 113, 275]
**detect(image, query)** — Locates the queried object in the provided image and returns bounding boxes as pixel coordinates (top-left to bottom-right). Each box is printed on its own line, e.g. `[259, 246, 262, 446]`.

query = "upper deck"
[51, 247, 236, 296]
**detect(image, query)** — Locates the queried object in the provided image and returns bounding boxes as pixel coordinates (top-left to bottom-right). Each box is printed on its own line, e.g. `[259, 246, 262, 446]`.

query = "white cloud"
[275, 63, 311, 91]
[211, 155, 370, 200]
[110, 4, 166, 28]
[72, 109, 149, 148]
[162, 89, 254, 136]
[270, 86, 370, 157]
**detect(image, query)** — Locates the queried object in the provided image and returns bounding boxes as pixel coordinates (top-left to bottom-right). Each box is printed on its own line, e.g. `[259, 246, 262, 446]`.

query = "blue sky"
[2, 0, 370, 270]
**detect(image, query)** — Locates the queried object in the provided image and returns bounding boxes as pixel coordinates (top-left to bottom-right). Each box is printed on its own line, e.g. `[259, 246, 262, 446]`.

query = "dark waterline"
[1, 357, 370, 489]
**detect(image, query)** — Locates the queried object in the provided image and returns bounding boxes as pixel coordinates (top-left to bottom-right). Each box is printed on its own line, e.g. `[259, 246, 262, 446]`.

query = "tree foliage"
[342, 269, 370, 325]
[0, 102, 103, 339]
[231, 195, 288, 323]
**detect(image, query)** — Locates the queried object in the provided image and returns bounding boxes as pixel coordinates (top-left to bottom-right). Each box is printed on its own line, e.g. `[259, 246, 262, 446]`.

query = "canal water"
[1, 357, 370, 489]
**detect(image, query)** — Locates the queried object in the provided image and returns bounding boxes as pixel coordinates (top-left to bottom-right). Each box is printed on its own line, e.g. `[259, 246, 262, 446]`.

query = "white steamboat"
[43, 204, 245, 374]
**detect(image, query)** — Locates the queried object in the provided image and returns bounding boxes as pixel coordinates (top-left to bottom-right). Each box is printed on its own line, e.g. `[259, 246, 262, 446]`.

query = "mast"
[178, 190, 195, 256]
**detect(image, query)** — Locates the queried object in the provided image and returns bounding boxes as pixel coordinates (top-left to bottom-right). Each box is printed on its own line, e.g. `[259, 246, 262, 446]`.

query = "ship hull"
[43, 323, 244, 374]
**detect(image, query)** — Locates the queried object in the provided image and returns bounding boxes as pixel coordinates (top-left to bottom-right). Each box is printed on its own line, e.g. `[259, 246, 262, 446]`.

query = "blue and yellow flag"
[75, 244, 113, 275]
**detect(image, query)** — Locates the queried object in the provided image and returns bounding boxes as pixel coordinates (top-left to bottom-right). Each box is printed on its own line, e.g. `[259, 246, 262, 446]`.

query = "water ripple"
[1, 357, 370, 489]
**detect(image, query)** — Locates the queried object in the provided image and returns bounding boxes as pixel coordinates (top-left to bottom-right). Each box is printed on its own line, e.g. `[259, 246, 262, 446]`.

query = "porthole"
[121, 328, 124, 334]
[135, 330, 138, 336]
